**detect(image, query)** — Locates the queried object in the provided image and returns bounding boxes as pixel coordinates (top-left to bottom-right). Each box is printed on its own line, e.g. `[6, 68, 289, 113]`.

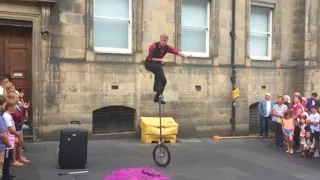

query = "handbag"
[277, 117, 282, 124]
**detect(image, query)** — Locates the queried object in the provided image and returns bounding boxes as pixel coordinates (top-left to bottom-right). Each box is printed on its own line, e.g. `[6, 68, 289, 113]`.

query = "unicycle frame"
[159, 94, 164, 144]
[152, 93, 171, 167]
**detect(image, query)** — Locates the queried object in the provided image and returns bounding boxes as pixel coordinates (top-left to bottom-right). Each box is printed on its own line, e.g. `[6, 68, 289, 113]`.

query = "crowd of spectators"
[0, 74, 31, 180]
[258, 92, 320, 158]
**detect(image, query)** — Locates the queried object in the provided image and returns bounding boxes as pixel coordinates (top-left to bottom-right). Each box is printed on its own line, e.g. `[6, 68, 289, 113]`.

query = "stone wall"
[35, 0, 319, 140]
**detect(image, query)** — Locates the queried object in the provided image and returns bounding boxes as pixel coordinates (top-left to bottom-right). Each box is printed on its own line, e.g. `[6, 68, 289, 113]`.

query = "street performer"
[145, 34, 192, 104]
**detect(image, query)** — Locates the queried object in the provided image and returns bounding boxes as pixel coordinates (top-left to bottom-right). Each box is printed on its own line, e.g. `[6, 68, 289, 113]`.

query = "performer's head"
[159, 34, 169, 47]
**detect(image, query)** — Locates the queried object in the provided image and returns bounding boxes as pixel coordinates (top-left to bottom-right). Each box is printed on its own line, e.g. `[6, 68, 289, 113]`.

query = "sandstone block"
[165, 13, 175, 23]
[60, 72, 90, 83]
[142, 31, 152, 42]
[59, 0, 73, 12]
[66, 14, 84, 25]
[43, 104, 59, 115]
[59, 62, 90, 72]
[51, 36, 67, 48]
[51, 48, 65, 58]
[42, 114, 70, 126]
[219, 0, 229, 10]
[67, 37, 85, 49]
[73, 0, 86, 14]
[65, 48, 85, 59]
[69, 26, 85, 37]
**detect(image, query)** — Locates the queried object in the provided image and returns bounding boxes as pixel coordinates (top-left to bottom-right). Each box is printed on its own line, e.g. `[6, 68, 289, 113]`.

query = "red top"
[147, 43, 179, 60]
[11, 107, 26, 128]
[291, 103, 304, 118]
[291, 101, 307, 112]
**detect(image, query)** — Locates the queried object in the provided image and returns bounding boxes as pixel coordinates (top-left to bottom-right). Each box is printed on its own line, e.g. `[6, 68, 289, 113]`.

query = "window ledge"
[182, 52, 210, 58]
[251, 0, 275, 8]
[94, 47, 132, 55]
[181, 59, 212, 66]
[250, 56, 272, 61]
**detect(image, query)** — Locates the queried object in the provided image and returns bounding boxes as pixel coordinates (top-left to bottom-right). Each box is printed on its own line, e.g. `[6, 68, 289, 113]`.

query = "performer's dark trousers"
[144, 60, 167, 100]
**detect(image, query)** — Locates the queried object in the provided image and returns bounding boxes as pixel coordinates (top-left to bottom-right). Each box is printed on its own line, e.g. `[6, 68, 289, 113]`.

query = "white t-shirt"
[0, 86, 3, 95]
[309, 113, 320, 132]
[301, 138, 315, 148]
[2, 112, 15, 149]
[266, 101, 271, 117]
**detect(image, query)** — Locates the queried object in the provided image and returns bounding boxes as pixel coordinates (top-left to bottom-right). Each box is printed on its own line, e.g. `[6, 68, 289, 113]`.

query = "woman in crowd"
[2, 83, 15, 100]
[291, 96, 304, 150]
[8, 93, 31, 164]
[272, 96, 287, 148]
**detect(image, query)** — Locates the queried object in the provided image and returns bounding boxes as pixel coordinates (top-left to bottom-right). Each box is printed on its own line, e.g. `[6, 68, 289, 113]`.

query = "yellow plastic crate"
[140, 117, 179, 135]
[141, 132, 176, 144]
[141, 126, 178, 135]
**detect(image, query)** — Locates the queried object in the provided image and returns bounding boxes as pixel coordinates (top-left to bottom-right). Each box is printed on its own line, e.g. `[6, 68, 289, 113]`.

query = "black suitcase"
[58, 121, 88, 169]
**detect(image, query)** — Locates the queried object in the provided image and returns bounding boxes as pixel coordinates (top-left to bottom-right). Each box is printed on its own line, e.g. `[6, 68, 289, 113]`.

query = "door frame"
[0, 3, 52, 141]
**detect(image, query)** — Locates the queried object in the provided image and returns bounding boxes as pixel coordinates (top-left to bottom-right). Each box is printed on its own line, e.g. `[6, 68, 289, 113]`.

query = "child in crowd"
[282, 110, 295, 153]
[301, 128, 316, 158]
[2, 101, 20, 180]
[298, 114, 308, 153]
[0, 95, 11, 179]
[308, 106, 320, 157]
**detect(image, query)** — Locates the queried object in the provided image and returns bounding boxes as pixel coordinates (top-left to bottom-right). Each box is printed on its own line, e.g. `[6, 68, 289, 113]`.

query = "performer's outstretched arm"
[167, 45, 192, 59]
[177, 51, 192, 59]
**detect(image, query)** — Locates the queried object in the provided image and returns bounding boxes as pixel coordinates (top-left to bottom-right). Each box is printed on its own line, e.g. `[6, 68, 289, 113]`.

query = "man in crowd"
[306, 92, 320, 112]
[0, 76, 9, 95]
[258, 93, 273, 139]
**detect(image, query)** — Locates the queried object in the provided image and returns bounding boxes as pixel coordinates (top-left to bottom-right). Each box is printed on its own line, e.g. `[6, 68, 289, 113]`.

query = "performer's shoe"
[154, 97, 166, 104]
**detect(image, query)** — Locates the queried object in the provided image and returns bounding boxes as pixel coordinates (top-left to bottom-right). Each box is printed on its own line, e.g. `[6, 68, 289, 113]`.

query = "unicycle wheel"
[152, 144, 171, 167]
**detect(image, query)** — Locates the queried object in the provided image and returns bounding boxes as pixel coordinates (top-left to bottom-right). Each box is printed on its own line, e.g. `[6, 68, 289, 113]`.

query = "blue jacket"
[258, 100, 277, 117]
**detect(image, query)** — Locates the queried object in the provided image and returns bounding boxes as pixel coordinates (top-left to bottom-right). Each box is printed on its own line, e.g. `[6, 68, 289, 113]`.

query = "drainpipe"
[85, 0, 88, 60]
[229, 0, 236, 136]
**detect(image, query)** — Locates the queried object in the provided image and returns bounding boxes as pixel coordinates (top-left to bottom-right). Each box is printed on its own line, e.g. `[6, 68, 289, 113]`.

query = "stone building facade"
[0, 0, 317, 141]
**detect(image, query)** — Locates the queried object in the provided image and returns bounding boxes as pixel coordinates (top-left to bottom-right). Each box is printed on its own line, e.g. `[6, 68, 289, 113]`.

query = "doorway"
[249, 102, 273, 135]
[0, 23, 33, 136]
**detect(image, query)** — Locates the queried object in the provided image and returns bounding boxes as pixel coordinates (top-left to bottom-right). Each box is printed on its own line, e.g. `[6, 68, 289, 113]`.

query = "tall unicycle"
[152, 94, 171, 167]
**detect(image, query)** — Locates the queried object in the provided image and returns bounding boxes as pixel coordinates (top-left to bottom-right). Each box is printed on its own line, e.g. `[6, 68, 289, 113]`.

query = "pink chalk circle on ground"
[104, 167, 170, 180]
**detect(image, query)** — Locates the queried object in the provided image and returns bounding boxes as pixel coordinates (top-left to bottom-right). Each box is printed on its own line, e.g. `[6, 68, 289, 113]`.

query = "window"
[250, 6, 272, 60]
[181, 0, 210, 57]
[93, 0, 132, 54]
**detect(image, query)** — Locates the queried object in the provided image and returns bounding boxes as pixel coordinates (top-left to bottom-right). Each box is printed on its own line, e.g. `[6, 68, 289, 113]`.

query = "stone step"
[23, 128, 34, 142]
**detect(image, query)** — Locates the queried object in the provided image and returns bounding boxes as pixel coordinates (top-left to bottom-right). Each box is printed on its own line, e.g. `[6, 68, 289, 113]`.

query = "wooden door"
[0, 25, 32, 123]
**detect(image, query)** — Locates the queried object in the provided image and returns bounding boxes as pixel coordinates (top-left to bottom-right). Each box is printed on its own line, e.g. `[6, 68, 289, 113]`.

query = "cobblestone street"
[12, 138, 320, 180]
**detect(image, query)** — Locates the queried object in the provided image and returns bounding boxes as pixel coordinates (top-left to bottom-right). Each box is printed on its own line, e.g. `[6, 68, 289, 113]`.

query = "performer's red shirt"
[147, 43, 179, 60]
